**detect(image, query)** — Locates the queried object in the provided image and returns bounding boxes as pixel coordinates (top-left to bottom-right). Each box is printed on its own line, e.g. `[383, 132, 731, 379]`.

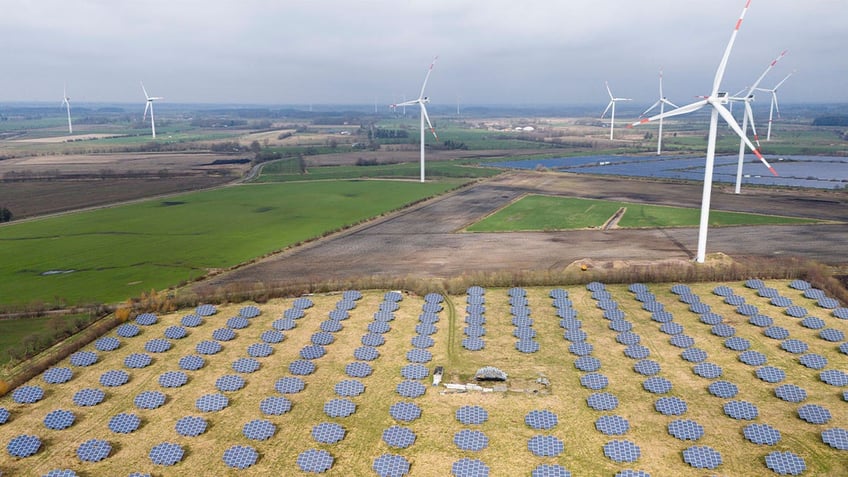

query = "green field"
[257, 160, 501, 182]
[0, 180, 461, 306]
[466, 195, 818, 232]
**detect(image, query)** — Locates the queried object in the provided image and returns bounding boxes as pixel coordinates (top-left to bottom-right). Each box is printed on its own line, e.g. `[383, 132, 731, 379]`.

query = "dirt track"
[196, 171, 848, 291]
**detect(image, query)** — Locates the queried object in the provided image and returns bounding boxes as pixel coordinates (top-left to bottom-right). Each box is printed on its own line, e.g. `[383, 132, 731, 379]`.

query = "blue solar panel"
[565, 343, 590, 358]
[328, 309, 349, 321]
[682, 445, 722, 469]
[242, 419, 276, 441]
[300, 344, 327, 360]
[643, 301, 664, 313]
[100, 370, 129, 387]
[422, 302, 443, 314]
[527, 434, 564, 457]
[819, 328, 845, 342]
[798, 404, 832, 424]
[834, 307, 848, 320]
[415, 323, 437, 336]
[765, 451, 806, 476]
[596, 415, 630, 435]
[587, 392, 619, 411]
[580, 373, 609, 390]
[758, 287, 779, 298]
[624, 345, 650, 360]
[763, 326, 789, 340]
[375, 309, 397, 321]
[44, 409, 75, 430]
[385, 290, 405, 302]
[297, 448, 334, 473]
[525, 409, 558, 430]
[294, 296, 315, 309]
[609, 320, 632, 332]
[841, 343, 848, 355]
[799, 354, 827, 370]
[406, 336, 431, 351]
[42, 470, 78, 477]
[195, 393, 229, 412]
[0, 407, 9, 424]
[335, 379, 365, 397]
[799, 317, 825, 330]
[635, 292, 655, 303]
[693, 363, 723, 379]
[668, 419, 704, 441]
[135, 313, 158, 326]
[196, 304, 217, 316]
[455, 405, 488, 425]
[516, 339, 540, 353]
[681, 348, 707, 363]
[565, 329, 588, 343]
[311, 422, 345, 444]
[785, 305, 808, 318]
[655, 396, 687, 416]
[670, 284, 691, 295]
[406, 348, 432, 363]
[648, 311, 671, 323]
[633, 360, 660, 376]
[73, 388, 105, 407]
[743, 423, 781, 445]
[320, 320, 343, 333]
[226, 316, 250, 329]
[738, 350, 767, 366]
[575, 356, 602, 372]
[669, 335, 695, 348]
[659, 322, 683, 335]
[597, 300, 618, 312]
[324, 398, 356, 418]
[390, 401, 421, 422]
[396, 380, 426, 398]
[463, 337, 485, 351]
[453, 429, 488, 451]
[261, 396, 293, 416]
[724, 400, 758, 420]
[70, 350, 98, 367]
[134, 390, 166, 409]
[737, 304, 759, 316]
[789, 279, 811, 290]
[116, 323, 141, 337]
[629, 283, 648, 293]
[780, 339, 808, 354]
[382, 425, 416, 449]
[713, 285, 734, 296]
[216, 374, 246, 392]
[708, 380, 739, 399]
[181, 314, 203, 327]
[749, 314, 773, 327]
[511, 316, 533, 328]
[771, 296, 793, 307]
[614, 471, 649, 477]
[222, 445, 259, 470]
[159, 370, 188, 387]
[803, 288, 826, 299]
[710, 324, 735, 337]
[372, 453, 410, 477]
[43, 367, 73, 384]
[724, 337, 750, 351]
[643, 377, 672, 394]
[195, 340, 222, 355]
[7, 434, 40, 458]
[271, 376, 305, 394]
[724, 295, 745, 306]
[273, 317, 296, 331]
[821, 370, 848, 386]
[775, 384, 808, 403]
[696, 312, 721, 325]
[77, 438, 111, 462]
[108, 412, 140, 434]
[175, 415, 207, 436]
[366, 321, 390, 334]
[289, 359, 316, 375]
[400, 364, 428, 380]
[821, 428, 848, 451]
[211, 328, 235, 341]
[587, 281, 605, 292]
[354, 346, 379, 361]
[603, 440, 640, 463]
[93, 336, 120, 352]
[149, 442, 184, 466]
[616, 332, 640, 345]
[12, 385, 44, 404]
[179, 354, 205, 371]
[144, 338, 171, 353]
[244, 342, 272, 358]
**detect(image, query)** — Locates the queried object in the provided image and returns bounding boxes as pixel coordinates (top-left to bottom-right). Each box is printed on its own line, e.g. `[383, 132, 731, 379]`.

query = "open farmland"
[0, 280, 846, 476]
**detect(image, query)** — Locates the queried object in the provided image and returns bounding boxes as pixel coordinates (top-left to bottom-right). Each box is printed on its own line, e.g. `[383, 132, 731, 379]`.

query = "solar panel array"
[243, 419, 276, 441]
[223, 445, 259, 470]
[454, 429, 489, 451]
[743, 423, 781, 445]
[667, 419, 704, 441]
[261, 396, 293, 416]
[528, 434, 564, 457]
[108, 412, 140, 434]
[765, 451, 806, 476]
[797, 404, 831, 425]
[76, 438, 111, 462]
[44, 409, 75, 430]
[682, 446, 722, 469]
[603, 440, 640, 463]
[298, 448, 334, 473]
[175, 416, 208, 437]
[149, 442, 184, 466]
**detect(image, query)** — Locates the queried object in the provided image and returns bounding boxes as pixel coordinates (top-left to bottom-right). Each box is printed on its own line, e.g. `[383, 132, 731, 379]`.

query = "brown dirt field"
[196, 171, 848, 293]
[306, 148, 559, 167]
[0, 152, 251, 176]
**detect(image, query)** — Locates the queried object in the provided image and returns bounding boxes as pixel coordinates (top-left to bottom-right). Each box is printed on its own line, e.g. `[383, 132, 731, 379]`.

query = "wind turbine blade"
[662, 98, 680, 109]
[421, 104, 438, 140]
[143, 101, 150, 121]
[712, 0, 753, 96]
[774, 71, 793, 90]
[642, 100, 662, 117]
[601, 100, 613, 119]
[141, 81, 150, 100]
[715, 103, 777, 176]
[629, 99, 707, 127]
[746, 49, 788, 96]
[418, 56, 438, 100]
[743, 101, 761, 148]
[772, 92, 782, 118]
[658, 68, 664, 98]
[605, 81, 614, 100]
[394, 100, 419, 107]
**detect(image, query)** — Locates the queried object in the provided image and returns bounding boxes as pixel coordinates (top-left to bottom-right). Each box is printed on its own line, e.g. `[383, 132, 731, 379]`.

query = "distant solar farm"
[1, 279, 846, 476]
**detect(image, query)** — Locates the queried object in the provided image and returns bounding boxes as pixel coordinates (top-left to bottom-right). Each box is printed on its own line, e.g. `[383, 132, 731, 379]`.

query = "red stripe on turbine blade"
[735, 18, 743, 30]
[640, 118, 650, 124]
[769, 166, 778, 176]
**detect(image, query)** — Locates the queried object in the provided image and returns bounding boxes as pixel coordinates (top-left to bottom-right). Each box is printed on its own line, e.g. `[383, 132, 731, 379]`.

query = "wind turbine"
[61, 84, 73, 135]
[629, 0, 778, 263]
[729, 49, 787, 194]
[601, 82, 631, 140]
[755, 70, 794, 141]
[141, 82, 162, 138]
[640, 69, 678, 155]
[391, 56, 439, 183]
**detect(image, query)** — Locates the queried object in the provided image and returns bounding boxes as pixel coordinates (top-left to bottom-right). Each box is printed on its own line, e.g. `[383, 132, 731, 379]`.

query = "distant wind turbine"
[391, 56, 439, 183]
[61, 84, 73, 135]
[141, 82, 162, 138]
[640, 69, 678, 155]
[755, 71, 794, 141]
[601, 82, 631, 140]
[629, 0, 778, 263]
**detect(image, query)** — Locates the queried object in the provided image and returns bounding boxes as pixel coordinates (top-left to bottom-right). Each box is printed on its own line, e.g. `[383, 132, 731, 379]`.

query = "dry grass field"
[1, 279, 846, 476]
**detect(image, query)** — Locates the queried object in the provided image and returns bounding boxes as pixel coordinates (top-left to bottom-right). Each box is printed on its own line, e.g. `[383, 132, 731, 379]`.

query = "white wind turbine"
[141, 82, 162, 138]
[640, 69, 678, 155]
[61, 84, 73, 135]
[391, 57, 439, 183]
[755, 70, 794, 141]
[729, 49, 787, 194]
[629, 0, 778, 263]
[601, 82, 631, 140]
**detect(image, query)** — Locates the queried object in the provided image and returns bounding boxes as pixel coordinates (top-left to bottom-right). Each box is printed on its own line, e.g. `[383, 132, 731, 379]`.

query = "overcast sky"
[1, 0, 845, 107]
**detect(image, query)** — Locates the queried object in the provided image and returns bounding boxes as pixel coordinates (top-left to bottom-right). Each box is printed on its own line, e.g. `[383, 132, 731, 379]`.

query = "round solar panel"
[382, 425, 416, 449]
[406, 348, 432, 363]
[596, 415, 630, 435]
[614, 472, 649, 477]
[215, 374, 246, 392]
[764, 326, 790, 340]
[633, 360, 661, 376]
[375, 310, 396, 321]
[833, 307, 848, 320]
[7, 434, 40, 458]
[820, 369, 848, 386]
[724, 337, 750, 351]
[511, 316, 533, 328]
[713, 285, 734, 296]
[799, 317, 825, 330]
[743, 423, 781, 445]
[237, 305, 260, 318]
[162, 326, 187, 340]
[758, 287, 779, 298]
[803, 288, 825, 300]
[231, 357, 260, 374]
[298, 448, 334, 473]
[312, 422, 345, 444]
[77, 438, 111, 462]
[785, 305, 807, 318]
[765, 451, 806, 476]
[226, 316, 250, 329]
[116, 323, 140, 337]
[196, 304, 217, 316]
[258, 330, 283, 345]
[819, 328, 845, 342]
[73, 388, 105, 407]
[135, 313, 158, 326]
[327, 309, 349, 321]
[407, 336, 432, 351]
[390, 401, 421, 422]
[737, 304, 759, 316]
[681, 348, 708, 363]
[0, 407, 9, 424]
[44, 409, 76, 430]
[629, 283, 649, 294]
[342, 361, 371, 378]
[770, 296, 793, 307]
[708, 380, 739, 399]
[749, 314, 773, 327]
[569, 342, 593, 356]
[159, 370, 188, 388]
[609, 320, 632, 332]
[575, 356, 602, 372]
[597, 300, 619, 311]
[354, 346, 379, 361]
[211, 328, 235, 341]
[775, 384, 808, 403]
[100, 370, 129, 387]
[821, 428, 848, 451]
[525, 409, 558, 430]
[689, 303, 711, 314]
[565, 329, 588, 343]
[603, 440, 640, 463]
[273, 317, 296, 331]
[587, 392, 619, 411]
[669, 335, 695, 348]
[422, 302, 443, 314]
[108, 412, 140, 434]
[682, 445, 722, 469]
[244, 342, 272, 358]
[711, 324, 736, 337]
[415, 323, 437, 336]
[655, 396, 687, 416]
[739, 350, 767, 366]
[789, 279, 811, 290]
[643, 376, 672, 394]
[560, 316, 582, 329]
[516, 339, 540, 353]
[724, 295, 745, 306]
[642, 301, 664, 313]
[455, 405, 488, 425]
[43, 470, 78, 477]
[668, 419, 704, 441]
[300, 344, 327, 361]
[70, 350, 98, 367]
[580, 373, 609, 390]
[12, 385, 44, 404]
[178, 355, 205, 371]
[366, 321, 390, 334]
[670, 284, 691, 295]
[195, 340, 222, 355]
[587, 281, 606, 292]
[396, 380, 426, 398]
[195, 393, 229, 412]
[385, 290, 405, 302]
[94, 336, 121, 352]
[144, 338, 171, 353]
[635, 292, 656, 304]
[679, 294, 701, 305]
[294, 297, 315, 309]
[275, 376, 305, 394]
[335, 379, 365, 397]
[841, 343, 848, 355]
[401, 364, 429, 380]
[373, 453, 410, 477]
[465, 325, 486, 338]
[289, 359, 316, 375]
[181, 314, 203, 327]
[558, 308, 579, 320]
[223, 445, 259, 470]
[780, 339, 808, 354]
[799, 354, 827, 370]
[527, 434, 564, 458]
[617, 332, 640, 345]
[261, 396, 292, 416]
[324, 398, 356, 418]
[320, 320, 343, 333]
[149, 442, 184, 466]
[693, 363, 723, 379]
[175, 415, 207, 436]
[624, 345, 650, 360]
[134, 390, 166, 410]
[243, 419, 276, 441]
[724, 400, 758, 420]
[43, 367, 73, 384]
[453, 429, 488, 451]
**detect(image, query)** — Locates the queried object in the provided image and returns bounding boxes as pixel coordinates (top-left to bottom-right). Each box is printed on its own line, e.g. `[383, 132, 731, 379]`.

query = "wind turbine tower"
[640, 69, 678, 155]
[391, 57, 439, 183]
[756, 71, 794, 141]
[62, 85, 73, 135]
[601, 82, 631, 140]
[141, 82, 162, 138]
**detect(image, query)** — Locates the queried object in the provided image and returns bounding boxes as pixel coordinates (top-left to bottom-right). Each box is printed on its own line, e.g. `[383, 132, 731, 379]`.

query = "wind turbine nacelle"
[422, 97, 430, 103]
[716, 92, 729, 104]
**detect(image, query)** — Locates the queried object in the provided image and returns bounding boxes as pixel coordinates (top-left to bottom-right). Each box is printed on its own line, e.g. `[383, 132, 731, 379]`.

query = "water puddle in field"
[41, 269, 76, 276]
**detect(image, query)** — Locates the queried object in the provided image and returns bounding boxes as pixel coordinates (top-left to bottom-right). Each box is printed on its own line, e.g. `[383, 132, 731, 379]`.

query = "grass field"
[256, 160, 501, 183]
[0, 280, 845, 476]
[0, 180, 462, 306]
[466, 195, 819, 232]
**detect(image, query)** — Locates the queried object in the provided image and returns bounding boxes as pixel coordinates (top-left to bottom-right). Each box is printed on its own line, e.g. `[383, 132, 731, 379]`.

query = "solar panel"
[144, 338, 172, 353]
[724, 295, 745, 306]
[668, 419, 704, 441]
[526, 434, 563, 458]
[681, 348, 707, 363]
[396, 380, 426, 398]
[841, 343, 848, 355]
[682, 445, 722, 469]
[739, 350, 767, 366]
[693, 363, 723, 379]
[163, 326, 187, 340]
[765, 451, 806, 476]
[617, 332, 640, 345]
[799, 354, 827, 370]
[116, 323, 141, 337]
[415, 323, 437, 336]
[785, 305, 808, 318]
[580, 373, 609, 390]
[382, 425, 416, 449]
[242, 419, 276, 441]
[465, 325, 486, 338]
[328, 309, 349, 321]
[149, 442, 184, 466]
[789, 279, 811, 290]
[511, 315, 533, 327]
[819, 328, 845, 342]
[181, 314, 203, 327]
[568, 342, 593, 357]
[385, 290, 405, 302]
[834, 307, 848, 320]
[42, 470, 78, 477]
[94, 336, 121, 352]
[763, 326, 790, 340]
[629, 283, 649, 293]
[196, 304, 217, 316]
[643, 302, 664, 313]
[406, 348, 432, 363]
[135, 313, 158, 326]
[259, 330, 284, 345]
[13, 386, 45, 404]
[211, 328, 235, 341]
[634, 292, 655, 303]
[273, 317, 296, 331]
[43, 366, 73, 384]
[401, 364, 429, 380]
[354, 346, 379, 361]
[713, 285, 734, 296]
[44, 409, 76, 430]
[669, 335, 695, 349]
[422, 302, 443, 314]
[237, 305, 260, 318]
[195, 393, 229, 412]
[311, 422, 345, 444]
[341, 361, 371, 379]
[655, 396, 687, 416]
[324, 398, 356, 417]
[77, 438, 111, 462]
[70, 351, 98, 367]
[651, 311, 673, 323]
[227, 316, 250, 329]
[724, 400, 758, 420]
[289, 359, 317, 375]
[453, 429, 489, 451]
[99, 370, 129, 387]
[603, 440, 640, 463]
[134, 390, 166, 409]
[565, 329, 588, 343]
[633, 360, 661, 376]
[230, 357, 259, 374]
[775, 384, 808, 403]
[411, 335, 434, 349]
[803, 288, 826, 300]
[749, 314, 773, 327]
[597, 300, 618, 311]
[419, 312, 440, 324]
[724, 337, 750, 351]
[6, 434, 41, 458]
[821, 428, 848, 451]
[575, 356, 602, 372]
[222, 445, 259, 470]
[624, 345, 650, 360]
[516, 339, 540, 353]
[159, 370, 188, 387]
[744, 278, 765, 289]
[560, 317, 582, 330]
[175, 415, 207, 436]
[368, 321, 391, 334]
[743, 423, 781, 445]
[689, 303, 711, 314]
[321, 320, 343, 332]
[510, 305, 531, 317]
[553, 297, 573, 309]
[613, 471, 649, 477]
[679, 294, 701, 305]
[821, 369, 848, 386]
[73, 388, 105, 407]
[179, 354, 205, 371]
[592, 290, 612, 301]
[770, 296, 793, 307]
[758, 287, 780, 298]
[586, 281, 607, 293]
[390, 401, 421, 422]
[108, 412, 140, 434]
[780, 339, 808, 354]
[596, 415, 630, 435]
[335, 379, 365, 397]
[643, 377, 672, 394]
[261, 396, 293, 416]
[659, 322, 684, 335]
[294, 296, 315, 309]
[711, 324, 736, 337]
[372, 453, 410, 477]
[708, 380, 739, 399]
[379, 302, 399, 314]
[525, 409, 558, 430]
[0, 407, 8, 424]
[609, 320, 632, 332]
[586, 393, 619, 412]
[273, 377, 304, 395]
[375, 310, 397, 321]
[670, 284, 691, 295]
[558, 308, 579, 320]
[798, 404, 832, 424]
[216, 374, 246, 392]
